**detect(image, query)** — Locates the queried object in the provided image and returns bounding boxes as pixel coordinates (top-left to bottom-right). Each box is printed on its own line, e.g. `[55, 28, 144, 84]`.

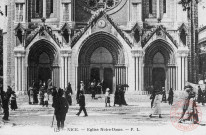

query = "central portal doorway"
[90, 67, 113, 93]
[103, 68, 113, 93]
[152, 68, 166, 88]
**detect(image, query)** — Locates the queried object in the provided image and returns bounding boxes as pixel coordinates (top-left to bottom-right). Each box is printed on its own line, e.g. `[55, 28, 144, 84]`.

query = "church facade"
[3, 0, 197, 94]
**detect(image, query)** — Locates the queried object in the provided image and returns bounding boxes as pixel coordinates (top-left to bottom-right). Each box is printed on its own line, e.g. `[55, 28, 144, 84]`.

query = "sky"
[199, 0, 206, 28]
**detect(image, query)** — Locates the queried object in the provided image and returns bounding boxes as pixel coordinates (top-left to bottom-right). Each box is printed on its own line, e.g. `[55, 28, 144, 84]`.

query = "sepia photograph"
[0, 0, 206, 135]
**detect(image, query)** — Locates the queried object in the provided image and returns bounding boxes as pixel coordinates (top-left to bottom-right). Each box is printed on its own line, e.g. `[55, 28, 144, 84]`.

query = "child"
[10, 91, 18, 110]
[43, 92, 49, 107]
[105, 88, 111, 107]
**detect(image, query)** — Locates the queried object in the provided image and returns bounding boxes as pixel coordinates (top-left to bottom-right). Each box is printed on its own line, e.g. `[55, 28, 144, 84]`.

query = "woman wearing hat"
[149, 81, 162, 118]
[105, 88, 111, 107]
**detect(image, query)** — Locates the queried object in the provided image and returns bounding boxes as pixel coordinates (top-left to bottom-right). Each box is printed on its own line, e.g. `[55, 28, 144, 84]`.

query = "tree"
[179, 0, 199, 83]
[0, 29, 2, 76]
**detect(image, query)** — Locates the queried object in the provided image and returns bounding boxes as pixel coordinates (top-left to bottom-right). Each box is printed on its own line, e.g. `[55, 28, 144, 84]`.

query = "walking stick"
[51, 110, 55, 127]
[51, 114, 54, 127]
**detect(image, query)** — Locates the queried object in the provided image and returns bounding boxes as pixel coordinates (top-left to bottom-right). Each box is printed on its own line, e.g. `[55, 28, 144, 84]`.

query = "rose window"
[83, 0, 121, 10]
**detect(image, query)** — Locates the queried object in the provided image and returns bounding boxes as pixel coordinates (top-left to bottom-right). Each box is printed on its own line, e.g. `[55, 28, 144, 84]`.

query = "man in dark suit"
[76, 91, 88, 117]
[53, 88, 69, 130]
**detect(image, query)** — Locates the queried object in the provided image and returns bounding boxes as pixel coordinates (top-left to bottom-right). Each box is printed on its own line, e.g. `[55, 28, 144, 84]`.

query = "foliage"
[0, 29, 2, 76]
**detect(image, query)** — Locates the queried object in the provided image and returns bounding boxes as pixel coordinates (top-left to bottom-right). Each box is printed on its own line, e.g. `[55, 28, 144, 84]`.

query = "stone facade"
[3, 0, 198, 94]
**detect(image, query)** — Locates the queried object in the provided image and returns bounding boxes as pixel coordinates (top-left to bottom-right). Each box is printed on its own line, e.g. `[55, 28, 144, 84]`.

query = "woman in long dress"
[149, 91, 162, 118]
[10, 91, 18, 110]
[168, 88, 174, 105]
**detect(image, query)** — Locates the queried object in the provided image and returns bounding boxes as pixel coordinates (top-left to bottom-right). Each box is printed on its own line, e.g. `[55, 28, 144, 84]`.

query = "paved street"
[0, 94, 206, 135]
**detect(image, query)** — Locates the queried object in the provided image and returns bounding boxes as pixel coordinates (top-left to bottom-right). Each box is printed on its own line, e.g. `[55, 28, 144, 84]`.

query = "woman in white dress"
[149, 90, 162, 118]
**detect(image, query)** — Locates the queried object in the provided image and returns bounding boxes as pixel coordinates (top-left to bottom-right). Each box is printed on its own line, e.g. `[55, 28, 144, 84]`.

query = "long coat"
[79, 94, 86, 107]
[54, 97, 68, 116]
[65, 85, 73, 105]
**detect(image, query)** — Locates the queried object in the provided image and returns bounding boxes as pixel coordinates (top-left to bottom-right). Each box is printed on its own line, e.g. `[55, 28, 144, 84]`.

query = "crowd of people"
[1, 78, 204, 130]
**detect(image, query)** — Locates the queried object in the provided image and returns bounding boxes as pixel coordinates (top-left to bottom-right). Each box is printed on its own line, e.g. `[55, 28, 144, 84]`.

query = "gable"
[142, 26, 178, 49]
[71, 10, 133, 48]
[26, 25, 62, 48]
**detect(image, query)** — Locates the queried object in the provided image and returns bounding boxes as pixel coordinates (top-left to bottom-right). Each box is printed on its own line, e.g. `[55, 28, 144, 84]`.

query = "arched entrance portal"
[78, 32, 126, 93]
[144, 40, 176, 91]
[27, 40, 60, 88]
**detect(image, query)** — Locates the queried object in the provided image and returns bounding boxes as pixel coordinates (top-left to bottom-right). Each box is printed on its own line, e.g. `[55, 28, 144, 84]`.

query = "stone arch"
[77, 31, 126, 93]
[144, 39, 176, 91]
[27, 39, 60, 88]
[144, 39, 175, 65]
[78, 31, 125, 65]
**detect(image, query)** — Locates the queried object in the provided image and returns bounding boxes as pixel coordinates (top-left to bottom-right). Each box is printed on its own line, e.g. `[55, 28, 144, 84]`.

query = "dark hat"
[79, 91, 83, 94]
[58, 88, 64, 96]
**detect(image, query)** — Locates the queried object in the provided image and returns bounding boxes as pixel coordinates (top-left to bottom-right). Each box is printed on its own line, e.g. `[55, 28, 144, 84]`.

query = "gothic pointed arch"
[27, 39, 60, 87]
[78, 31, 125, 65]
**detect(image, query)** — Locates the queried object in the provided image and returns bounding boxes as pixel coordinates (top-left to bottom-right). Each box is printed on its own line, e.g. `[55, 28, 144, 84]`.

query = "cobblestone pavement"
[0, 95, 206, 135]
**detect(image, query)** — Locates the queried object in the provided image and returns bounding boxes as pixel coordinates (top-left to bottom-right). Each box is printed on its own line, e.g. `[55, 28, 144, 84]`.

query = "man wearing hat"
[53, 88, 69, 130]
[76, 81, 85, 104]
[76, 91, 88, 116]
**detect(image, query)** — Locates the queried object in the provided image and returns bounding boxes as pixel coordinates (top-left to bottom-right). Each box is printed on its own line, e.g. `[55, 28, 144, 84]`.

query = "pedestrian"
[178, 85, 191, 123]
[90, 80, 96, 99]
[202, 90, 206, 105]
[149, 81, 162, 118]
[33, 87, 39, 104]
[150, 86, 155, 108]
[52, 87, 58, 107]
[97, 80, 102, 94]
[114, 85, 120, 106]
[168, 88, 174, 105]
[2, 89, 11, 121]
[10, 91, 18, 110]
[47, 79, 53, 94]
[43, 92, 49, 107]
[149, 90, 163, 118]
[65, 83, 73, 105]
[185, 88, 199, 124]
[38, 87, 44, 105]
[121, 85, 128, 106]
[162, 87, 167, 103]
[53, 88, 69, 131]
[197, 86, 203, 103]
[76, 81, 84, 104]
[105, 88, 111, 107]
[76, 91, 88, 117]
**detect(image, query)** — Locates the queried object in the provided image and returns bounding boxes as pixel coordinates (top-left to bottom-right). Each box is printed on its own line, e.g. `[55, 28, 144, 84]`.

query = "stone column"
[177, 49, 189, 91]
[14, 46, 26, 94]
[60, 47, 72, 89]
[43, 0, 46, 18]
[131, 48, 144, 94]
